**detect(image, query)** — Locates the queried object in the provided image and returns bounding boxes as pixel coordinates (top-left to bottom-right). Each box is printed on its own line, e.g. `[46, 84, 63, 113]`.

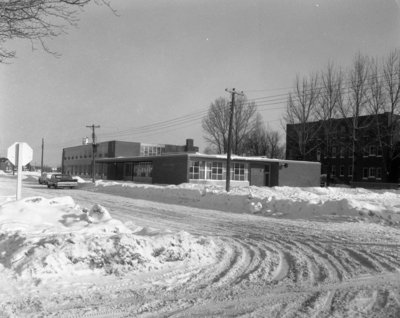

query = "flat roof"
[96, 152, 320, 165]
[96, 152, 190, 163]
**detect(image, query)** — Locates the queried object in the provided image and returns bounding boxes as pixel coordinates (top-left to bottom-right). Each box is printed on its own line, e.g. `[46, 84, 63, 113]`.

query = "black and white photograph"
[1, 0, 400, 317]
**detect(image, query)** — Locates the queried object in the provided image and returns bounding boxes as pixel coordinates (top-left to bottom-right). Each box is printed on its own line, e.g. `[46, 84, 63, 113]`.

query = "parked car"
[38, 172, 57, 185]
[47, 174, 78, 189]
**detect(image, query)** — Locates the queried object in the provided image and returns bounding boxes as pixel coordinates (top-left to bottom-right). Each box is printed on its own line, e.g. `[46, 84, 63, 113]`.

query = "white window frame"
[363, 146, 369, 158]
[231, 163, 248, 181]
[369, 167, 376, 179]
[369, 145, 377, 157]
[377, 147, 383, 157]
[348, 165, 353, 177]
[211, 162, 224, 180]
[189, 161, 201, 179]
[376, 167, 382, 180]
[362, 167, 368, 180]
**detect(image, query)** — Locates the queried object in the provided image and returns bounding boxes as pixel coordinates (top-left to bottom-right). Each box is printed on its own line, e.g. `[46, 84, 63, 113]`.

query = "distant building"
[96, 153, 321, 187]
[286, 112, 400, 185]
[0, 158, 12, 172]
[62, 139, 198, 178]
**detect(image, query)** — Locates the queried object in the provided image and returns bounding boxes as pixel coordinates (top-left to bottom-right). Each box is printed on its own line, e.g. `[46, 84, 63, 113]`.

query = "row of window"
[64, 153, 109, 160]
[362, 145, 383, 157]
[124, 162, 153, 177]
[140, 145, 165, 157]
[317, 145, 383, 160]
[330, 165, 353, 178]
[65, 164, 106, 176]
[330, 165, 382, 180]
[189, 161, 248, 181]
[362, 167, 383, 180]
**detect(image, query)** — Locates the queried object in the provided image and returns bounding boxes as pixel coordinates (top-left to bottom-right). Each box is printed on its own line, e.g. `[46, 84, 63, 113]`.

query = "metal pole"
[225, 88, 243, 192]
[86, 124, 100, 183]
[16, 143, 22, 200]
[226, 90, 235, 192]
[40, 138, 44, 173]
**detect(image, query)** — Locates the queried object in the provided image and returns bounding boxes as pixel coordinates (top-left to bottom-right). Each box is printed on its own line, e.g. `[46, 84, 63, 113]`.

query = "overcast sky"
[1, 0, 400, 167]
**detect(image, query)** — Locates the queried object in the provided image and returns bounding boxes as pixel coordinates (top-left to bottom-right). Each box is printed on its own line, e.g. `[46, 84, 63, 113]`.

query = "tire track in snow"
[3, 179, 400, 317]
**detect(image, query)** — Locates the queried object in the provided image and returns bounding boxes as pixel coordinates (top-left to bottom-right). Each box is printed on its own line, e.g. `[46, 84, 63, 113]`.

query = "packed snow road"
[1, 175, 400, 317]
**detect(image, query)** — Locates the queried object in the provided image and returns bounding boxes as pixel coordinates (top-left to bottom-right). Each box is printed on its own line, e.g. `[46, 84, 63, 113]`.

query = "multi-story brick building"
[286, 112, 400, 185]
[62, 139, 198, 178]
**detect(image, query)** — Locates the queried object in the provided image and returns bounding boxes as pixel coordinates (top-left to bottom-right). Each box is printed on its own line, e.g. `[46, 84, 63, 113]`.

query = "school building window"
[339, 165, 345, 177]
[134, 162, 152, 177]
[232, 163, 247, 181]
[369, 167, 376, 178]
[189, 161, 201, 179]
[362, 167, 368, 179]
[189, 160, 248, 181]
[348, 165, 353, 177]
[369, 145, 377, 156]
[140, 145, 165, 157]
[376, 167, 382, 180]
[211, 162, 224, 180]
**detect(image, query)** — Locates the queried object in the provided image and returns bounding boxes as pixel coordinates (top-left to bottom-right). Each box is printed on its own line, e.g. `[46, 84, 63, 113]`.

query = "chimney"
[185, 139, 194, 151]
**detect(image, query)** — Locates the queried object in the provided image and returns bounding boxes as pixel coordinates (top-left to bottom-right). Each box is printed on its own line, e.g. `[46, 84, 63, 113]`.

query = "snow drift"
[0, 196, 217, 287]
[88, 181, 400, 225]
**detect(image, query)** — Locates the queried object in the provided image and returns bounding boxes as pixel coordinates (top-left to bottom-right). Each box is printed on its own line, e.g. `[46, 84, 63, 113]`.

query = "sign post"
[7, 142, 33, 200]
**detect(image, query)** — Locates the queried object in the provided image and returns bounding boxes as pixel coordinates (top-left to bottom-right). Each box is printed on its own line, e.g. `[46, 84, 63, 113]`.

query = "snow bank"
[90, 181, 400, 225]
[0, 197, 217, 285]
[72, 175, 89, 183]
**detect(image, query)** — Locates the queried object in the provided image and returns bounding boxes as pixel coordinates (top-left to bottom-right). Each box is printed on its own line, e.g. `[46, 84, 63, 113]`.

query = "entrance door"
[264, 164, 270, 186]
[250, 164, 271, 187]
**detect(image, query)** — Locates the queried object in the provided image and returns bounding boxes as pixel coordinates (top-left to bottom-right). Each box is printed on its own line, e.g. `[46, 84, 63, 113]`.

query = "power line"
[37, 69, 400, 147]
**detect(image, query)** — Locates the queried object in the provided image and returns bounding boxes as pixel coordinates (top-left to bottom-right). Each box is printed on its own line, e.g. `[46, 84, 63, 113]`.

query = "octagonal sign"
[7, 142, 33, 166]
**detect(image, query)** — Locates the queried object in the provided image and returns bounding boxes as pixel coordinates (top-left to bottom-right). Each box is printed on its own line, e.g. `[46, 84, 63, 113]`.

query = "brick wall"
[152, 155, 189, 184]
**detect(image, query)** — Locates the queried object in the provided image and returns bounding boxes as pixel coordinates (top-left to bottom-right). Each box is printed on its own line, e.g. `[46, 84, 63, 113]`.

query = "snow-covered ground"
[0, 173, 399, 317]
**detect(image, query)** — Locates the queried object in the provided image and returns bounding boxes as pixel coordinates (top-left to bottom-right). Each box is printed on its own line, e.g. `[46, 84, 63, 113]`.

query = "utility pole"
[225, 88, 243, 192]
[86, 124, 100, 183]
[40, 138, 44, 173]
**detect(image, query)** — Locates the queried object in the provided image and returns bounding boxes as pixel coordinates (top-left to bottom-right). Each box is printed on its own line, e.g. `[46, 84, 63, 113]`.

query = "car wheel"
[47, 185, 50, 188]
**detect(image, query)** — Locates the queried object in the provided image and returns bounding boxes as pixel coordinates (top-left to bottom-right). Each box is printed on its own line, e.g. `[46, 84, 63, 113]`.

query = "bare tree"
[341, 53, 371, 119]
[381, 49, 400, 181]
[284, 73, 321, 160]
[202, 96, 257, 155]
[316, 62, 344, 184]
[265, 130, 285, 158]
[339, 53, 371, 181]
[232, 96, 257, 155]
[202, 97, 230, 154]
[0, 0, 112, 61]
[243, 114, 267, 156]
[244, 114, 284, 158]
